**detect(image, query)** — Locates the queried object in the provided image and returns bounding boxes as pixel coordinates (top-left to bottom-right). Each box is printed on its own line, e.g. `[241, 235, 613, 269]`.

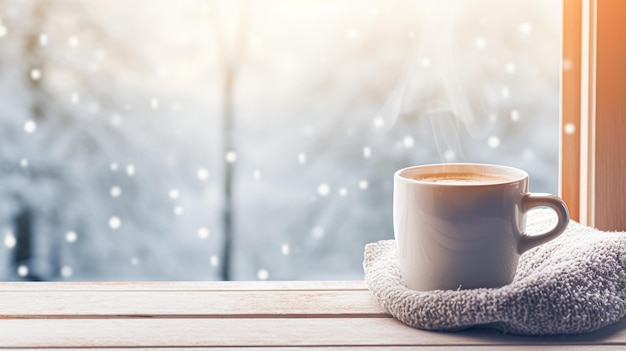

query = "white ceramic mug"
[393, 163, 569, 291]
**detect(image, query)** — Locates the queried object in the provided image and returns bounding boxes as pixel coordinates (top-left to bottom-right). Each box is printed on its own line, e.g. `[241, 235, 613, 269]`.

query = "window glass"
[0, 0, 560, 281]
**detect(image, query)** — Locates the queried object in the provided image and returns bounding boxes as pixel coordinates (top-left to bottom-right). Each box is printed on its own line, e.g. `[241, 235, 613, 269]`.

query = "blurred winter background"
[0, 0, 560, 281]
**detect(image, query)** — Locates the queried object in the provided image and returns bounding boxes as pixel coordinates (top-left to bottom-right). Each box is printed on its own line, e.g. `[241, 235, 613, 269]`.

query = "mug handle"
[518, 193, 570, 254]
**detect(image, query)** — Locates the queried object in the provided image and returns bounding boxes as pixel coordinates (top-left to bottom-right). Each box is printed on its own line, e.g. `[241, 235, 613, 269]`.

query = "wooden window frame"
[560, 0, 626, 231]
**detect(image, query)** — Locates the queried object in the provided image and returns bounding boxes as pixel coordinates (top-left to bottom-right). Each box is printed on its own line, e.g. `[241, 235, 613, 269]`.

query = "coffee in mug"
[394, 163, 569, 291]
[412, 172, 515, 185]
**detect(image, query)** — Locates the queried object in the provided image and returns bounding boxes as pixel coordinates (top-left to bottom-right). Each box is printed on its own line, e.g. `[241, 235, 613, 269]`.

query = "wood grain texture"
[578, 0, 626, 230]
[592, 0, 626, 230]
[560, 0, 582, 222]
[0, 290, 386, 317]
[0, 280, 368, 292]
[1, 318, 625, 348]
[0, 281, 624, 348]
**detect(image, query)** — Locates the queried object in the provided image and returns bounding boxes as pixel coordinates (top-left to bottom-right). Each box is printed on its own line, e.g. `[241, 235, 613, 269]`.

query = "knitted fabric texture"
[363, 210, 626, 335]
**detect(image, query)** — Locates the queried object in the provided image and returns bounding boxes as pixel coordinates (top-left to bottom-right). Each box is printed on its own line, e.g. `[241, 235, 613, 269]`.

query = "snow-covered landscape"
[0, 0, 561, 281]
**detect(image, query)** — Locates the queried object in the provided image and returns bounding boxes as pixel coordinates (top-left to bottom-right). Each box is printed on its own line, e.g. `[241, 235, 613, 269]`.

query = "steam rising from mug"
[374, 1, 498, 161]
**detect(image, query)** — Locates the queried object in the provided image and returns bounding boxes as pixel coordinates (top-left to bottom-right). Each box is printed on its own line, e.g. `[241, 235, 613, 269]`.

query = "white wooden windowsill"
[0, 281, 624, 349]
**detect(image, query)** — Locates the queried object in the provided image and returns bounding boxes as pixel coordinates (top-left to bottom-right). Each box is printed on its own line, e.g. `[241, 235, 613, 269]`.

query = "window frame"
[560, 0, 626, 231]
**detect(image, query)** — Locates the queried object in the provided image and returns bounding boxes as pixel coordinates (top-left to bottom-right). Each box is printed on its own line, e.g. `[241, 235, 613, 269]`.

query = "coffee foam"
[413, 172, 515, 185]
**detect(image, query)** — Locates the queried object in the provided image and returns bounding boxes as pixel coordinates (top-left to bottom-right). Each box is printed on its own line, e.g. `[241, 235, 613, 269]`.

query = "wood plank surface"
[1, 318, 625, 348]
[1, 281, 624, 348]
[0, 280, 367, 292]
[0, 290, 385, 317]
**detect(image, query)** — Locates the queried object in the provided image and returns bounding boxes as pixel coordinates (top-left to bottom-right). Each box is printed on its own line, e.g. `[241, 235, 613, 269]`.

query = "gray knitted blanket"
[363, 210, 626, 335]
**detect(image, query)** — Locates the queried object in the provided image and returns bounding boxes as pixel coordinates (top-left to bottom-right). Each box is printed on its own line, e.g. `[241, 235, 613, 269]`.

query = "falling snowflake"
[257, 269, 269, 280]
[174, 206, 184, 216]
[510, 109, 520, 122]
[297, 152, 306, 164]
[402, 136, 415, 148]
[197, 168, 210, 181]
[39, 33, 48, 46]
[30, 68, 42, 81]
[505, 63, 517, 74]
[488, 136, 501, 148]
[562, 59, 573, 71]
[17, 265, 28, 277]
[197, 227, 210, 239]
[110, 163, 119, 171]
[4, 232, 16, 248]
[126, 164, 135, 176]
[519, 22, 532, 35]
[501, 87, 510, 99]
[71, 92, 80, 105]
[65, 231, 78, 243]
[60, 266, 73, 278]
[253, 169, 262, 181]
[338, 187, 348, 197]
[373, 116, 385, 128]
[0, 24, 6, 38]
[312, 226, 325, 239]
[564, 123, 576, 135]
[19, 158, 29, 168]
[24, 120, 37, 134]
[225, 151, 237, 163]
[444, 150, 456, 161]
[68, 36, 79, 47]
[475, 37, 487, 49]
[281, 243, 290, 255]
[317, 183, 330, 197]
[210, 255, 219, 267]
[108, 216, 122, 230]
[363, 146, 372, 158]
[358, 180, 369, 190]
[131, 257, 140, 266]
[150, 98, 159, 110]
[168, 189, 180, 199]
[110, 186, 122, 198]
